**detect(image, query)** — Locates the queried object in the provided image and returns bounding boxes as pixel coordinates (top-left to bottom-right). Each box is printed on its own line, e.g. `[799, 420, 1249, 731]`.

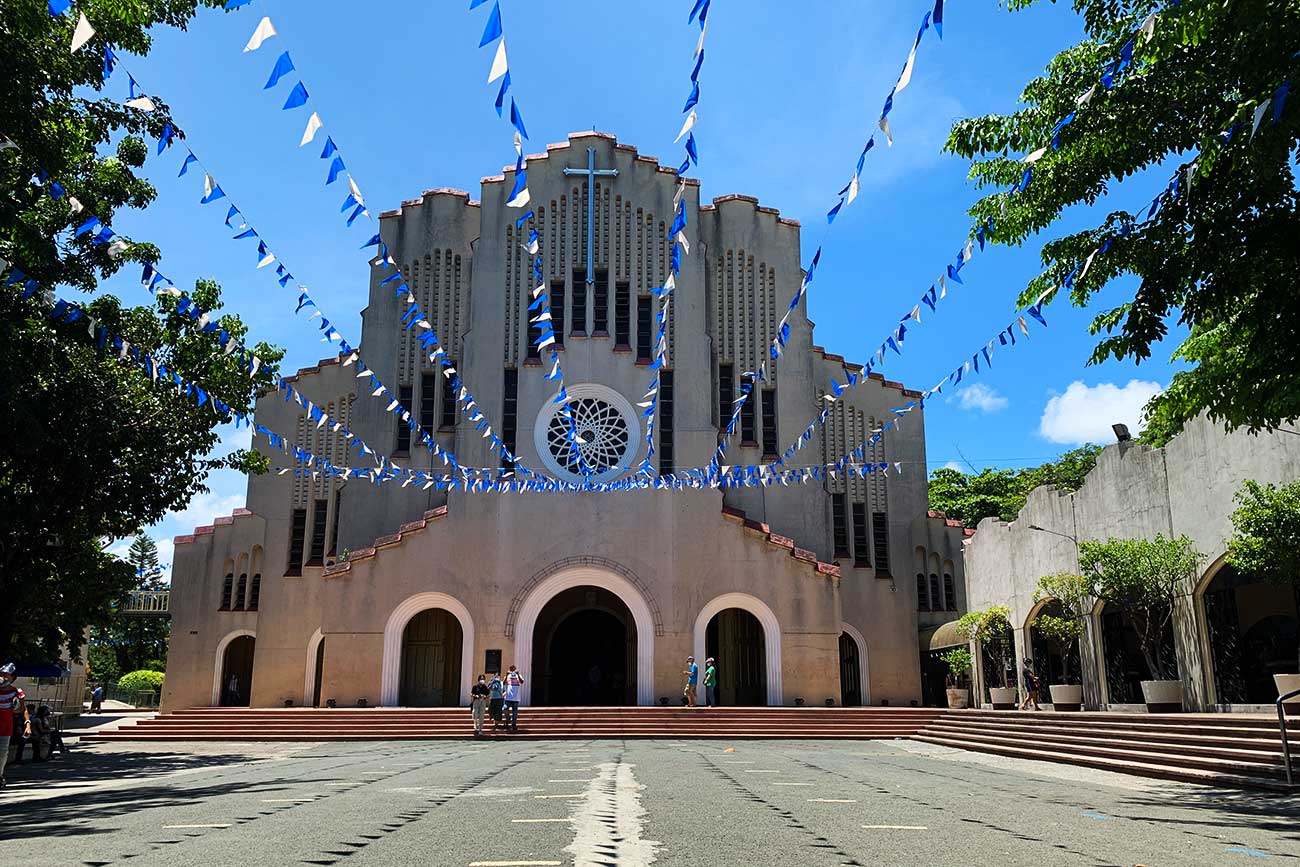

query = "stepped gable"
[481, 131, 705, 189]
[720, 506, 841, 580]
[280, 354, 348, 385]
[380, 187, 475, 220]
[322, 506, 451, 577]
[812, 345, 924, 399]
[175, 508, 256, 547]
[927, 509, 977, 538]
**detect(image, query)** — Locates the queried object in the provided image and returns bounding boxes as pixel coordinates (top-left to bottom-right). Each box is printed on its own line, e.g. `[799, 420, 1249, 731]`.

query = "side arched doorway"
[219, 635, 255, 706]
[1201, 563, 1299, 704]
[706, 609, 767, 706]
[1098, 601, 1177, 703]
[531, 586, 635, 706]
[839, 633, 862, 707]
[399, 608, 464, 707]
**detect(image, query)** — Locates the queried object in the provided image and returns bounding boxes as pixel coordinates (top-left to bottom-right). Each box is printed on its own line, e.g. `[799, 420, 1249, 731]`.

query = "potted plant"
[1032, 572, 1092, 711]
[1226, 479, 1300, 713]
[1081, 534, 1202, 712]
[940, 647, 973, 709]
[956, 606, 1017, 708]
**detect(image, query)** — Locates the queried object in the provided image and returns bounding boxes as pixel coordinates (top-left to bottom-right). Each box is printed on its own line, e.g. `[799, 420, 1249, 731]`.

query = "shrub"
[956, 606, 1014, 688]
[117, 669, 165, 694]
[941, 648, 973, 685]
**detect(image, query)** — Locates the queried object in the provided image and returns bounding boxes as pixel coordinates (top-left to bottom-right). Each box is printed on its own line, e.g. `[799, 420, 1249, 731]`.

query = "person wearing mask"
[682, 656, 699, 707]
[502, 665, 524, 732]
[470, 675, 490, 737]
[487, 672, 505, 730]
[0, 663, 30, 787]
[703, 657, 718, 707]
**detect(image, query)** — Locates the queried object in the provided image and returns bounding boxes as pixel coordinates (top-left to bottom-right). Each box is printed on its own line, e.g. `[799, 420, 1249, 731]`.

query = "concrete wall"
[963, 414, 1300, 710]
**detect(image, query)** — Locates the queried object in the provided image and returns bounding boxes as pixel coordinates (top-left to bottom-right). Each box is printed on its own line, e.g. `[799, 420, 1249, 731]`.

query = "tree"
[1080, 534, 1202, 681]
[946, 0, 1300, 445]
[956, 605, 1014, 689]
[88, 534, 171, 680]
[928, 444, 1102, 527]
[1032, 571, 1093, 684]
[1226, 479, 1300, 669]
[0, 2, 282, 662]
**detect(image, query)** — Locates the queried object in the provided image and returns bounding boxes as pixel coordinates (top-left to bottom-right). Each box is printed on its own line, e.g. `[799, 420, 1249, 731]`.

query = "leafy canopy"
[947, 0, 1300, 445]
[928, 444, 1102, 527]
[1226, 479, 1300, 587]
[0, 1, 282, 662]
[957, 605, 1015, 688]
[87, 534, 171, 682]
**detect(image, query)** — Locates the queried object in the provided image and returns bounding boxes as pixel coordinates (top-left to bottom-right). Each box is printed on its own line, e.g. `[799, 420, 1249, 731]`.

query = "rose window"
[534, 384, 639, 482]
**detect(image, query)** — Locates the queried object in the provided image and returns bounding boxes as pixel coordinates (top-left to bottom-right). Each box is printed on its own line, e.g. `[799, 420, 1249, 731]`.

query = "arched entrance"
[380, 592, 476, 707]
[399, 608, 464, 707]
[1201, 562, 1299, 704]
[1098, 601, 1177, 703]
[706, 609, 767, 706]
[839, 633, 862, 707]
[1028, 599, 1073, 687]
[531, 587, 635, 706]
[218, 634, 255, 706]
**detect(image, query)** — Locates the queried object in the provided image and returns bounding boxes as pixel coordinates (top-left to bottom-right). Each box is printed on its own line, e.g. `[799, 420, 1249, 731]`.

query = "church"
[160, 132, 969, 712]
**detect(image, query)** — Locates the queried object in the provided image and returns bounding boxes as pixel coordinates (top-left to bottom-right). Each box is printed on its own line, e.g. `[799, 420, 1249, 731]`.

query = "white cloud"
[953, 383, 1009, 414]
[942, 461, 965, 472]
[166, 490, 247, 534]
[1039, 379, 1163, 445]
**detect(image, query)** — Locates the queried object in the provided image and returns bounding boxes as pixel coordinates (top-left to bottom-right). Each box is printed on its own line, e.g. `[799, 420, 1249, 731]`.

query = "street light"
[1027, 524, 1081, 571]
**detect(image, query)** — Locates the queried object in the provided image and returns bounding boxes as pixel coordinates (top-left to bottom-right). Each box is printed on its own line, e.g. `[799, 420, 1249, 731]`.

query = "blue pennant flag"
[282, 81, 309, 110]
[157, 122, 174, 154]
[480, 1, 503, 46]
[178, 152, 197, 176]
[685, 133, 699, 165]
[509, 99, 528, 140]
[103, 45, 116, 81]
[688, 0, 709, 25]
[326, 155, 346, 185]
[683, 80, 699, 112]
[827, 200, 843, 223]
[264, 51, 295, 89]
[320, 136, 337, 159]
[200, 183, 226, 205]
[224, 205, 239, 228]
[224, 0, 254, 8]
[933, 0, 944, 38]
[495, 70, 512, 117]
[48, 0, 72, 15]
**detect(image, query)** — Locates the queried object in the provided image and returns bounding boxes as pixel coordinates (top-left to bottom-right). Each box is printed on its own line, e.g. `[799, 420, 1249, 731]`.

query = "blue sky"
[92, 0, 1186, 572]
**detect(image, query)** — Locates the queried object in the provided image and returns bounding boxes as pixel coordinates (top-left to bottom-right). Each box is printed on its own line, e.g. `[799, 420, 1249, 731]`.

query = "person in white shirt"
[502, 665, 524, 732]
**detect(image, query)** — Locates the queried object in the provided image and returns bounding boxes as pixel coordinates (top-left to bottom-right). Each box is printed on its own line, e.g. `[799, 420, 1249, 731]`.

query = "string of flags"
[711, 0, 945, 474]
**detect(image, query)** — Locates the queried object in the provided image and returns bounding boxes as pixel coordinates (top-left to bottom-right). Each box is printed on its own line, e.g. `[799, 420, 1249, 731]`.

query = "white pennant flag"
[243, 17, 277, 52]
[1250, 99, 1272, 140]
[300, 112, 323, 147]
[506, 186, 531, 208]
[1140, 11, 1158, 43]
[488, 38, 509, 83]
[675, 109, 698, 143]
[124, 96, 157, 111]
[203, 173, 217, 199]
[348, 176, 364, 205]
[1024, 147, 1048, 164]
[895, 46, 918, 93]
[71, 13, 95, 53]
[846, 173, 860, 206]
[878, 116, 893, 147]
[68, 195, 83, 214]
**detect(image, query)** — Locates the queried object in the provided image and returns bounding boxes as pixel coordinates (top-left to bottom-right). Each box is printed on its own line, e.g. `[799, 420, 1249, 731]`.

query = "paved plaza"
[4, 738, 1298, 866]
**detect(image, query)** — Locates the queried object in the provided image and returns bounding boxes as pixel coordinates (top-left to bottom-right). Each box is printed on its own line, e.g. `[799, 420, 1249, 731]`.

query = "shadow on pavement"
[1117, 786, 1300, 845]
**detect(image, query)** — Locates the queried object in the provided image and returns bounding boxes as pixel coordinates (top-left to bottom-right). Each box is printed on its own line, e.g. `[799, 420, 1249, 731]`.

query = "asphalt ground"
[4, 738, 1299, 866]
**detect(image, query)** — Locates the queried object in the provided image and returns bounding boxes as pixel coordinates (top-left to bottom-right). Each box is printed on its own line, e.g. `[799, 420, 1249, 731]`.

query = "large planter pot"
[1275, 674, 1300, 716]
[1140, 679, 1183, 713]
[1048, 684, 1083, 711]
[946, 688, 969, 710]
[989, 686, 1018, 710]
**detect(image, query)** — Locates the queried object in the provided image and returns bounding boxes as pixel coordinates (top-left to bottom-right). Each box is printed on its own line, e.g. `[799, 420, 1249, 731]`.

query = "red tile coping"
[721, 506, 840, 580]
[281, 354, 346, 384]
[926, 509, 973, 534]
[175, 508, 258, 546]
[811, 346, 924, 398]
[323, 506, 450, 577]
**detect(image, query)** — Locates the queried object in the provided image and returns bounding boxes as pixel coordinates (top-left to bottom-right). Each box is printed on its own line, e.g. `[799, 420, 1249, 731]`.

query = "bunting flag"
[243, 16, 277, 53]
[70, 12, 95, 53]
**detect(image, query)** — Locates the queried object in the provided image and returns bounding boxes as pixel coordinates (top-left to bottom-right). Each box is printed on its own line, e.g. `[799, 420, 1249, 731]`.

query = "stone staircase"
[913, 709, 1297, 790]
[77, 706, 940, 742]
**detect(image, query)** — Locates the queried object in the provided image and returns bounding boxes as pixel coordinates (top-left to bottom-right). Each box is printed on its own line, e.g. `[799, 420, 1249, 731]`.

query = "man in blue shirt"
[682, 656, 699, 707]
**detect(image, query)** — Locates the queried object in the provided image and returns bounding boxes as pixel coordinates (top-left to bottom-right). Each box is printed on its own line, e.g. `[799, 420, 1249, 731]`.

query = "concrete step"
[952, 708, 1295, 732]
[923, 719, 1285, 756]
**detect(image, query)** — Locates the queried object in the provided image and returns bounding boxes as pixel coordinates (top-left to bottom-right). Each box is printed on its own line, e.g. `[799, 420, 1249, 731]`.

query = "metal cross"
[562, 147, 618, 285]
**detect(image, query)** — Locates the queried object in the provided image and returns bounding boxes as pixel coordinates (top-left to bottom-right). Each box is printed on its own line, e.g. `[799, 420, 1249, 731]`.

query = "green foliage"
[957, 605, 1015, 688]
[1032, 571, 1093, 683]
[1227, 479, 1300, 586]
[117, 669, 164, 694]
[946, 0, 1300, 444]
[1080, 534, 1202, 679]
[0, 1, 282, 662]
[88, 534, 172, 677]
[940, 647, 973, 681]
[928, 445, 1102, 527]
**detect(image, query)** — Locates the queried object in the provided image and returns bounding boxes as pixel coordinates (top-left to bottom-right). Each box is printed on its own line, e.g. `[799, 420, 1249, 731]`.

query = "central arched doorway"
[219, 634, 255, 706]
[706, 608, 767, 706]
[532, 586, 635, 706]
[399, 608, 464, 707]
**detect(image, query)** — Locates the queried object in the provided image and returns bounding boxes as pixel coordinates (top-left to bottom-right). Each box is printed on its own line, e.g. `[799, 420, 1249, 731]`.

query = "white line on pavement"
[861, 825, 928, 830]
[808, 799, 858, 803]
[163, 824, 231, 829]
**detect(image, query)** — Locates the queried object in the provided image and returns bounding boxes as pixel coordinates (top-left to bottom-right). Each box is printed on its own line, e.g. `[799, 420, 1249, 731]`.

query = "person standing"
[0, 663, 30, 787]
[502, 665, 524, 732]
[470, 675, 490, 737]
[1019, 658, 1041, 711]
[682, 656, 699, 707]
[703, 658, 718, 707]
[487, 672, 505, 730]
[89, 683, 103, 714]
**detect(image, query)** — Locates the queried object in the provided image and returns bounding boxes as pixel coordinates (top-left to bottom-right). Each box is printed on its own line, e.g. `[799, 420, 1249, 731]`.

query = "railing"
[1279, 687, 1299, 787]
[122, 590, 170, 615]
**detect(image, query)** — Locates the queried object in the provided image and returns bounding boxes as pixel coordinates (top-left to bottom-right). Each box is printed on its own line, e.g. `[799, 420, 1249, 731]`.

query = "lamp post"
[1027, 523, 1081, 571]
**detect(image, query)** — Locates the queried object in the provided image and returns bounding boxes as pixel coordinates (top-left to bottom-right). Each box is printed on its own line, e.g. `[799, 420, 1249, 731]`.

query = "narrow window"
[831, 493, 849, 559]
[571, 269, 588, 334]
[395, 385, 413, 453]
[287, 509, 307, 575]
[944, 573, 957, 611]
[740, 386, 757, 444]
[761, 387, 778, 457]
[419, 373, 437, 439]
[440, 362, 457, 428]
[852, 502, 870, 568]
[550, 279, 566, 348]
[307, 498, 328, 566]
[916, 573, 929, 610]
[872, 512, 891, 576]
[593, 268, 609, 333]
[526, 316, 541, 360]
[717, 363, 734, 432]
[328, 490, 342, 558]
[502, 368, 519, 470]
[659, 370, 675, 476]
[636, 296, 652, 362]
[234, 574, 247, 610]
[614, 280, 631, 346]
[220, 574, 233, 610]
[248, 574, 261, 611]
[930, 574, 942, 610]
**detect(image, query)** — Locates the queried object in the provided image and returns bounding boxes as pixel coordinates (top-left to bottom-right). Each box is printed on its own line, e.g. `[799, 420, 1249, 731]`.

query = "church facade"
[161, 132, 967, 712]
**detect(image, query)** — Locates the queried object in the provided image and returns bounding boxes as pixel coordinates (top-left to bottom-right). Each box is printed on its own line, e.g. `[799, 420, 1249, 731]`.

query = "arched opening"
[531, 586, 635, 706]
[235, 573, 247, 610]
[219, 635, 255, 706]
[1098, 601, 1177, 703]
[220, 574, 233, 610]
[1028, 599, 1072, 686]
[839, 632, 862, 706]
[311, 637, 326, 707]
[1202, 563, 1299, 704]
[706, 608, 767, 706]
[399, 608, 464, 707]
